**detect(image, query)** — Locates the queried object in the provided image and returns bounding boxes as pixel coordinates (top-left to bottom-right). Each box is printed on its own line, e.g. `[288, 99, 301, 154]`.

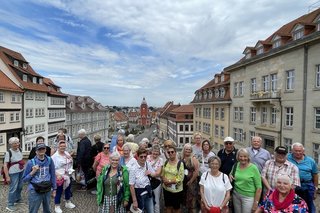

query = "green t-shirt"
[234, 163, 262, 197]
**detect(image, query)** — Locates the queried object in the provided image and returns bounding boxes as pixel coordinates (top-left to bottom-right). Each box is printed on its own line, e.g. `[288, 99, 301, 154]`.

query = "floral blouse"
[259, 190, 308, 213]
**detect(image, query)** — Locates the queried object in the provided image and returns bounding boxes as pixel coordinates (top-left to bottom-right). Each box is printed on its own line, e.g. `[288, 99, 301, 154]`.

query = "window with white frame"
[208, 90, 213, 99]
[285, 107, 294, 127]
[32, 77, 37, 83]
[257, 47, 264, 55]
[11, 93, 21, 103]
[271, 107, 277, 125]
[286, 70, 295, 90]
[26, 108, 33, 118]
[220, 108, 225, 120]
[195, 108, 198, 117]
[250, 107, 256, 123]
[271, 74, 278, 92]
[179, 125, 183, 131]
[251, 78, 257, 93]
[293, 30, 304, 40]
[262, 75, 269, 92]
[0, 92, 4, 102]
[284, 138, 292, 152]
[10, 113, 14, 122]
[261, 107, 268, 124]
[316, 65, 320, 88]
[234, 107, 239, 121]
[0, 135, 3, 145]
[234, 82, 238, 96]
[315, 107, 320, 129]
[185, 125, 189, 132]
[215, 125, 219, 137]
[249, 131, 256, 141]
[25, 91, 33, 100]
[0, 113, 5, 123]
[273, 39, 281, 48]
[199, 122, 201, 131]
[215, 89, 219, 98]
[233, 128, 237, 141]
[239, 129, 243, 142]
[313, 143, 320, 165]
[215, 108, 219, 120]
[239, 81, 244, 96]
[15, 112, 20, 121]
[22, 74, 27, 82]
[220, 126, 224, 138]
[239, 107, 244, 122]
[220, 87, 225, 97]
[14, 60, 19, 67]
[199, 108, 202, 118]
[221, 75, 224, 82]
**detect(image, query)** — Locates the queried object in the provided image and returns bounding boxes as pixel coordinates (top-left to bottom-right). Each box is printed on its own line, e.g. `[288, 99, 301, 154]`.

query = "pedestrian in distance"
[23, 143, 57, 213]
[3, 137, 25, 212]
[28, 136, 51, 160]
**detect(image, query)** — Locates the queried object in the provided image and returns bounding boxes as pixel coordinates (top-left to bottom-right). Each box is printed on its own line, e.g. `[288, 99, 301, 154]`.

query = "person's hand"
[252, 203, 258, 212]
[5, 176, 11, 184]
[145, 170, 151, 176]
[52, 190, 56, 198]
[123, 201, 128, 207]
[57, 175, 63, 180]
[32, 165, 39, 173]
[133, 200, 138, 210]
[229, 174, 235, 182]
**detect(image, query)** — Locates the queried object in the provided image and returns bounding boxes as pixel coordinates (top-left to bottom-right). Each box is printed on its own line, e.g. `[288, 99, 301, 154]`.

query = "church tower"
[139, 97, 150, 127]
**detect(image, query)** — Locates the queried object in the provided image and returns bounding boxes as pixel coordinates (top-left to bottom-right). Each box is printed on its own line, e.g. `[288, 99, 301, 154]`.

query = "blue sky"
[0, 0, 318, 106]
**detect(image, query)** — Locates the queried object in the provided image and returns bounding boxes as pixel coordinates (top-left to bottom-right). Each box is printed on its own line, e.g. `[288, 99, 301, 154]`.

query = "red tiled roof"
[114, 111, 128, 121]
[44, 77, 67, 97]
[0, 71, 23, 92]
[171, 104, 193, 113]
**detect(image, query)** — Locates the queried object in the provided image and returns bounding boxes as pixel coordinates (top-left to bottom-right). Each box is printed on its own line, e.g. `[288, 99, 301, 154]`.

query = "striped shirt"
[261, 159, 300, 189]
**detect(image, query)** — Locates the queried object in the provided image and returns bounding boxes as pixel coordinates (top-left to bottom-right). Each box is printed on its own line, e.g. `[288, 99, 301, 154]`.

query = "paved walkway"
[1, 183, 98, 213]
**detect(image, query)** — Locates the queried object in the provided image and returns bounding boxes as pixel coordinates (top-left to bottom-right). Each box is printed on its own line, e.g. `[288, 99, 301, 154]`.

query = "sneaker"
[14, 200, 25, 205]
[90, 190, 97, 195]
[54, 205, 63, 213]
[65, 201, 75, 209]
[6, 206, 16, 212]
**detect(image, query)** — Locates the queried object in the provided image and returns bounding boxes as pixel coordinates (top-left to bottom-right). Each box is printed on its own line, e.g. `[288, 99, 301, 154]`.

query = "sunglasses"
[103, 147, 110, 150]
[167, 151, 175, 154]
[139, 155, 147, 159]
[224, 142, 233, 145]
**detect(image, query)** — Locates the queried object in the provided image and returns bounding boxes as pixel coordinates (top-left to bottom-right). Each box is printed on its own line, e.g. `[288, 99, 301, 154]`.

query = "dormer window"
[215, 78, 218, 83]
[215, 89, 219, 98]
[23, 63, 28, 69]
[39, 78, 43, 85]
[70, 102, 74, 109]
[221, 74, 224, 82]
[82, 103, 85, 109]
[199, 92, 202, 100]
[208, 90, 213, 99]
[257, 47, 264, 55]
[203, 91, 207, 99]
[32, 77, 37, 83]
[273, 39, 281, 48]
[245, 52, 251, 59]
[22, 74, 27, 82]
[13, 60, 19, 67]
[292, 24, 304, 41]
[220, 87, 225, 97]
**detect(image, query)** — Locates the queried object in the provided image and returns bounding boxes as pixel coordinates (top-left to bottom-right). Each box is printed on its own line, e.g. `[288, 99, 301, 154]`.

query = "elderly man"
[246, 136, 271, 173]
[76, 129, 92, 191]
[217, 136, 238, 175]
[288, 143, 319, 213]
[261, 146, 300, 194]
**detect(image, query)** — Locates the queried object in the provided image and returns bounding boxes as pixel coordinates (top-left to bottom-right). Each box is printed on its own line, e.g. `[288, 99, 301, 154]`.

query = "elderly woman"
[181, 143, 199, 213]
[146, 144, 164, 213]
[3, 137, 25, 211]
[125, 134, 139, 155]
[230, 148, 262, 213]
[120, 143, 137, 169]
[51, 141, 76, 213]
[160, 139, 179, 161]
[200, 156, 232, 213]
[130, 147, 155, 213]
[112, 135, 125, 156]
[97, 152, 130, 213]
[199, 139, 215, 175]
[255, 174, 308, 213]
[192, 133, 203, 161]
[92, 143, 110, 177]
[161, 145, 185, 213]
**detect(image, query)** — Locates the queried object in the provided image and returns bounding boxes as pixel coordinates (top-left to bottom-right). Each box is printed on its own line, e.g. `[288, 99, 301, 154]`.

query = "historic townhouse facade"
[66, 95, 109, 143]
[167, 105, 193, 148]
[158, 101, 180, 140]
[224, 8, 320, 161]
[0, 71, 23, 152]
[191, 72, 232, 150]
[0, 46, 55, 151]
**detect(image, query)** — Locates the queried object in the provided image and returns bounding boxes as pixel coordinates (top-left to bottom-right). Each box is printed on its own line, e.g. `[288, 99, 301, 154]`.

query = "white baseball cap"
[224, 136, 235, 142]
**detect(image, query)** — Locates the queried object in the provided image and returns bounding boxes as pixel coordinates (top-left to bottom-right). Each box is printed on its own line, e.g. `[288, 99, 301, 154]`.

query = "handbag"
[56, 177, 64, 187]
[31, 181, 52, 193]
[148, 176, 161, 190]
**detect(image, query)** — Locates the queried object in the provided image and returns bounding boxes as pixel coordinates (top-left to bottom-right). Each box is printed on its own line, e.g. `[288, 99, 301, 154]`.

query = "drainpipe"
[301, 45, 308, 146]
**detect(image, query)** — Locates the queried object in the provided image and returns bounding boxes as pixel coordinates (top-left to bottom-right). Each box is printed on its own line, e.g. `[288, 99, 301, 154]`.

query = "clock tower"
[139, 97, 150, 127]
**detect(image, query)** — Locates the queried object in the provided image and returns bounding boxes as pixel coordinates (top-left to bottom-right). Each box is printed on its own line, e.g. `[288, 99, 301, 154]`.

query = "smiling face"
[11, 140, 20, 150]
[292, 145, 304, 160]
[167, 148, 176, 160]
[103, 144, 110, 154]
[238, 151, 249, 165]
[110, 156, 120, 169]
[117, 136, 124, 147]
[202, 141, 210, 152]
[276, 175, 292, 195]
[251, 137, 262, 150]
[184, 146, 192, 157]
[58, 142, 66, 153]
[275, 152, 287, 164]
[209, 158, 220, 172]
[123, 146, 130, 157]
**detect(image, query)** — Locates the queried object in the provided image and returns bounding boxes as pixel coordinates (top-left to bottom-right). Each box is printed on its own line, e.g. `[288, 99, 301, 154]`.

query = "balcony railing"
[250, 89, 281, 100]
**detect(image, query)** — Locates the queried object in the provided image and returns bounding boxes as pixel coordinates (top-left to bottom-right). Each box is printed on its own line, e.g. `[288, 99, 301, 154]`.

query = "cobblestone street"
[1, 183, 98, 213]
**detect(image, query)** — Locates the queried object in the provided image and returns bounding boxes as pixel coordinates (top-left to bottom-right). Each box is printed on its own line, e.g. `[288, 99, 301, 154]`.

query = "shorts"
[163, 188, 183, 209]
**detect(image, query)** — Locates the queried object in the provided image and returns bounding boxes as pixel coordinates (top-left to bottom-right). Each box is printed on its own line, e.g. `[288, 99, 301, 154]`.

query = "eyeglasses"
[38, 148, 46, 150]
[103, 147, 110, 150]
[224, 142, 233, 145]
[139, 155, 147, 159]
[167, 151, 175, 154]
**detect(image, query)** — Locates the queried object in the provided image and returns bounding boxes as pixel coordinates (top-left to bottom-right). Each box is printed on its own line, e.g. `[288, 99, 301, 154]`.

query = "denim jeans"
[135, 188, 154, 213]
[233, 191, 254, 213]
[153, 184, 162, 213]
[28, 189, 51, 213]
[8, 171, 24, 207]
[296, 183, 316, 213]
[55, 183, 72, 204]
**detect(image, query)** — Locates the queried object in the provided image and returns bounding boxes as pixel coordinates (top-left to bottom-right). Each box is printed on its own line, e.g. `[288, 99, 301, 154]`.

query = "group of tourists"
[2, 128, 319, 213]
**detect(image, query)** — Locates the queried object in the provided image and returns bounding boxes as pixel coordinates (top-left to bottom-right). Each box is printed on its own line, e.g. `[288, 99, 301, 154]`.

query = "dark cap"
[275, 146, 288, 154]
[36, 143, 46, 150]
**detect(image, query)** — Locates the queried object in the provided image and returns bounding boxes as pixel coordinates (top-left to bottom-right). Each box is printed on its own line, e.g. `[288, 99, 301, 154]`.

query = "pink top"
[95, 152, 110, 177]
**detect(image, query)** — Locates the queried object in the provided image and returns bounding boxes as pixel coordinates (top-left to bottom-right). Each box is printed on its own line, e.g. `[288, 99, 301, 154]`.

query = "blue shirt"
[287, 153, 318, 183]
[23, 155, 57, 191]
[246, 147, 271, 173]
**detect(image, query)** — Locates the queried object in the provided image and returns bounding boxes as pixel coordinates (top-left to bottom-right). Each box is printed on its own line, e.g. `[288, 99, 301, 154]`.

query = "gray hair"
[275, 173, 293, 185]
[236, 148, 250, 162]
[126, 134, 135, 142]
[110, 152, 121, 160]
[141, 137, 149, 143]
[123, 143, 132, 151]
[78, 129, 86, 135]
[291, 142, 304, 150]
[151, 144, 161, 152]
[9, 137, 20, 144]
[252, 136, 262, 142]
[208, 156, 222, 166]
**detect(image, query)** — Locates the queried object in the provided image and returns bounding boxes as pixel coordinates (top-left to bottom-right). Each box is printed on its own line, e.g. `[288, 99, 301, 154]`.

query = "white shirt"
[199, 151, 215, 174]
[129, 161, 155, 188]
[199, 172, 232, 207]
[51, 151, 73, 176]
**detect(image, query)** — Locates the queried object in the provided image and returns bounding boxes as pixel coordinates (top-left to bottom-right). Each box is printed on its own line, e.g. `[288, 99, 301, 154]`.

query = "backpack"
[164, 160, 187, 186]
[1, 149, 22, 184]
[204, 171, 226, 183]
